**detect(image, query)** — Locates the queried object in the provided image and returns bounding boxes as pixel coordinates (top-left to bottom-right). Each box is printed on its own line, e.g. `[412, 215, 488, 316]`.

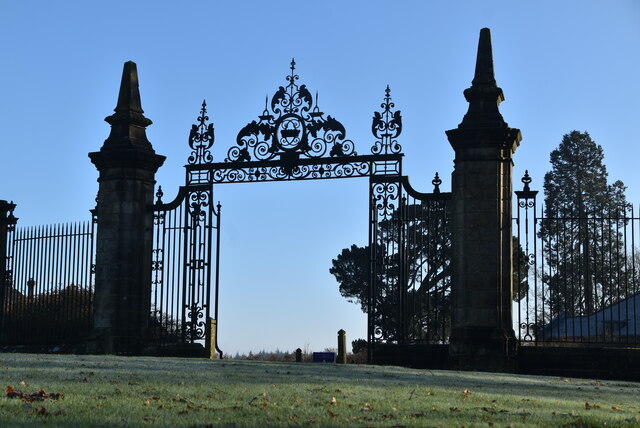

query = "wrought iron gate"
[151, 101, 222, 351]
[368, 175, 451, 349]
[155, 61, 444, 359]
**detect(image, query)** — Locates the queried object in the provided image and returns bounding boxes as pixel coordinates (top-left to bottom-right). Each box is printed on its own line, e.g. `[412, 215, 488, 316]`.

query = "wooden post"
[337, 329, 347, 364]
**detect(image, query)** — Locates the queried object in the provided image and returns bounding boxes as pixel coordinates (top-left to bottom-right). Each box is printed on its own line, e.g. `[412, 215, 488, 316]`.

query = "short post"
[337, 329, 347, 364]
[295, 348, 302, 362]
[205, 317, 217, 359]
[27, 278, 35, 299]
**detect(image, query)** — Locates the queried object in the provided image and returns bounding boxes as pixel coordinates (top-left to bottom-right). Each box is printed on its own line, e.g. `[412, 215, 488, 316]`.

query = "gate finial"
[456, 28, 509, 131]
[471, 28, 497, 88]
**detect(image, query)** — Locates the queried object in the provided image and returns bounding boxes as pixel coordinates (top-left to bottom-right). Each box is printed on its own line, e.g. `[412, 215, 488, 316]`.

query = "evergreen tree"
[541, 130, 630, 317]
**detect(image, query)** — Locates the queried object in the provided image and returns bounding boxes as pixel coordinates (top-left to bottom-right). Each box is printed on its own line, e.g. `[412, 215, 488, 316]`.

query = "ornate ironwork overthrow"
[371, 86, 402, 155]
[226, 59, 355, 165]
[188, 100, 215, 165]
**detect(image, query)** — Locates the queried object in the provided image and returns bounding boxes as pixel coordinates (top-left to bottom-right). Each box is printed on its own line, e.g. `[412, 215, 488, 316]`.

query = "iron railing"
[515, 172, 640, 346]
[1, 219, 95, 345]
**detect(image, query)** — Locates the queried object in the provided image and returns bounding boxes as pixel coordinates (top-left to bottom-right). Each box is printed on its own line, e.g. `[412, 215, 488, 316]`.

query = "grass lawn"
[0, 353, 639, 427]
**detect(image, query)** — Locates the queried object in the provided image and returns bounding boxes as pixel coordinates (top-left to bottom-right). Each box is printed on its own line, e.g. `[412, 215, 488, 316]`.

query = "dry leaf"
[19, 381, 27, 386]
[450, 407, 458, 412]
[35, 406, 49, 416]
[612, 406, 622, 411]
[144, 399, 151, 406]
[463, 389, 471, 399]
[326, 409, 337, 419]
[331, 397, 337, 406]
[585, 402, 600, 410]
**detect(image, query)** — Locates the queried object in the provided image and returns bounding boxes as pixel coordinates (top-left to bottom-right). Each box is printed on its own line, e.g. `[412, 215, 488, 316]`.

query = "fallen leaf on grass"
[327, 409, 337, 419]
[35, 406, 49, 416]
[19, 381, 28, 386]
[612, 406, 622, 411]
[331, 396, 337, 406]
[462, 389, 471, 399]
[450, 407, 458, 412]
[585, 402, 600, 410]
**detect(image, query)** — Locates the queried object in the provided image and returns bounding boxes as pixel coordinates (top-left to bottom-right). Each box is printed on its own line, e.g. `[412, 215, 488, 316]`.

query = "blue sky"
[1, 1, 639, 355]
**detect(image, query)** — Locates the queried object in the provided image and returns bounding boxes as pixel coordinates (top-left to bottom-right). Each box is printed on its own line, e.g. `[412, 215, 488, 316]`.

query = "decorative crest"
[226, 59, 356, 165]
[371, 85, 402, 154]
[188, 100, 215, 165]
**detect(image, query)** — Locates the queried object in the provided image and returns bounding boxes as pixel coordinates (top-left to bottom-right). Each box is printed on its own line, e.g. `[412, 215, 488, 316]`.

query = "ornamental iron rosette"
[226, 59, 356, 167]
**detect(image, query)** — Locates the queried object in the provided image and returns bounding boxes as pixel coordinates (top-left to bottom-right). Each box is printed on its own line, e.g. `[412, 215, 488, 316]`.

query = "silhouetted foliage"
[351, 338, 367, 354]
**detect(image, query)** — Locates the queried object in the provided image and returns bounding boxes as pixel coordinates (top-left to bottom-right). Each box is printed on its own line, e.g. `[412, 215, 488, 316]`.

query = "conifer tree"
[541, 130, 629, 316]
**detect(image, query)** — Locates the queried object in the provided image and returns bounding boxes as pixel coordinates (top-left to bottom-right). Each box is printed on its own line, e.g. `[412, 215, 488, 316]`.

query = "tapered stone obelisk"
[89, 61, 165, 354]
[445, 29, 521, 371]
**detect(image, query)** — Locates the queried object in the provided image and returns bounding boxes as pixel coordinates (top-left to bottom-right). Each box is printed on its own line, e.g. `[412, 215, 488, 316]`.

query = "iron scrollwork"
[371, 86, 402, 155]
[226, 59, 356, 168]
[211, 160, 373, 183]
[188, 101, 215, 165]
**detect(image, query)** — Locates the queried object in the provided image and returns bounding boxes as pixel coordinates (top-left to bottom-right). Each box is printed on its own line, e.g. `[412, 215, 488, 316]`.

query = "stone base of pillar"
[86, 328, 150, 355]
[449, 326, 518, 372]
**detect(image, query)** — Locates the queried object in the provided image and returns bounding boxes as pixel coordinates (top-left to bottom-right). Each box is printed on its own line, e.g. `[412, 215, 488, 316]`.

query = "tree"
[541, 130, 630, 317]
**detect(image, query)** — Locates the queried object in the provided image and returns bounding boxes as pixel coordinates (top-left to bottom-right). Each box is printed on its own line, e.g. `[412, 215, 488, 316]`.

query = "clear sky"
[1, 1, 639, 355]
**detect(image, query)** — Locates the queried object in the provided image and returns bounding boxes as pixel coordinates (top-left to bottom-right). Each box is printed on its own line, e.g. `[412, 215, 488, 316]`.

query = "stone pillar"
[88, 61, 165, 354]
[0, 201, 16, 285]
[0, 200, 17, 340]
[445, 28, 521, 371]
